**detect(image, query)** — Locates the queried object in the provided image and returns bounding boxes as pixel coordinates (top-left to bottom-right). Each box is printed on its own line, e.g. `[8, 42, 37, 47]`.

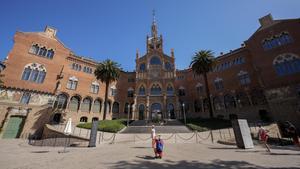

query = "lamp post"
[127, 104, 130, 127]
[182, 103, 186, 125]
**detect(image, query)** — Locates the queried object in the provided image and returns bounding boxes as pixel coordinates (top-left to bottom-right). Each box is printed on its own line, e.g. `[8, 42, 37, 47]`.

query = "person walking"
[155, 135, 164, 159]
[151, 125, 156, 155]
[258, 124, 271, 152]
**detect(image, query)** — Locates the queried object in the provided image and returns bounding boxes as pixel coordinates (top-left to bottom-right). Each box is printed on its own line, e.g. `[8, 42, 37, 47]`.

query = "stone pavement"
[0, 139, 299, 169]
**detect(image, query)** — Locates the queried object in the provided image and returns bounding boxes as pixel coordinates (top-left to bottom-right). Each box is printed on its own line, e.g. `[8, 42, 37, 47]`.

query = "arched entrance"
[167, 103, 175, 119]
[151, 103, 162, 120]
[138, 104, 145, 120]
[53, 113, 61, 124]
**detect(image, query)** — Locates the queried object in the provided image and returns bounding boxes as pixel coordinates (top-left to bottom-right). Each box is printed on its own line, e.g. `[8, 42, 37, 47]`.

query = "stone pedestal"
[232, 119, 254, 149]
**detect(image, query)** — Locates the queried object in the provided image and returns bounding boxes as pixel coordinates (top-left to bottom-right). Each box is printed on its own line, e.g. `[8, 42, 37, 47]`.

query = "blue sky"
[0, 0, 299, 71]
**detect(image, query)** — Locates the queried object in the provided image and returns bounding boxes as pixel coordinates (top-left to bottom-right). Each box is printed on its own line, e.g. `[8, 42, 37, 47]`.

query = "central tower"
[134, 12, 179, 121]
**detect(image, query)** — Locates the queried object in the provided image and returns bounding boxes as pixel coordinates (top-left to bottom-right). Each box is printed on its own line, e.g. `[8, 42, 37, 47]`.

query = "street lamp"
[127, 104, 130, 127]
[182, 103, 186, 125]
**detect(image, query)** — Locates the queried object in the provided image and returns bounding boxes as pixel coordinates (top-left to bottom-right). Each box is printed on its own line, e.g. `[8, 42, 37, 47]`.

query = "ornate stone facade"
[0, 14, 300, 138]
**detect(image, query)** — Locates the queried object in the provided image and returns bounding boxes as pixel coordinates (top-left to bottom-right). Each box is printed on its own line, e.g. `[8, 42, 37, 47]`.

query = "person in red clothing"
[155, 135, 164, 159]
[258, 124, 271, 152]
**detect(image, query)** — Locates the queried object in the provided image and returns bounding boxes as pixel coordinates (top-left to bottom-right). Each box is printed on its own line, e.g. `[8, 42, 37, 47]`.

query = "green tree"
[94, 59, 121, 120]
[190, 50, 216, 118]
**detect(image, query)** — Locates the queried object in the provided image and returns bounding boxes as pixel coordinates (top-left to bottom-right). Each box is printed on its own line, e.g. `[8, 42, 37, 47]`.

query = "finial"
[171, 48, 174, 58]
[152, 9, 156, 24]
[136, 49, 139, 59]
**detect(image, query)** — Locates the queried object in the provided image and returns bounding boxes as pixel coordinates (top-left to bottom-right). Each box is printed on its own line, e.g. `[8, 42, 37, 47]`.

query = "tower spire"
[151, 9, 158, 38]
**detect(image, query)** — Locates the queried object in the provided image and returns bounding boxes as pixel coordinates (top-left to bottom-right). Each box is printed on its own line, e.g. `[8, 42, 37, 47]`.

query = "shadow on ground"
[108, 159, 300, 169]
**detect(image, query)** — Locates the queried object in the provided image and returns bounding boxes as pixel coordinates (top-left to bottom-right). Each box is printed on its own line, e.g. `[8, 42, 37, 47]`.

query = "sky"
[0, 0, 300, 71]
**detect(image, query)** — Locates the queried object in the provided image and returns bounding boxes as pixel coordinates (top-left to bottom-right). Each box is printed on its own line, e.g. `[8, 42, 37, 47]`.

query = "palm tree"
[190, 50, 216, 118]
[94, 59, 121, 120]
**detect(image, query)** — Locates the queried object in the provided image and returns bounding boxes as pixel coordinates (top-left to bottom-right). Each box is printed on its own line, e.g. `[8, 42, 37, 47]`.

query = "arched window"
[150, 56, 161, 65]
[21, 63, 47, 84]
[213, 96, 224, 110]
[93, 99, 101, 113]
[29, 44, 40, 55]
[236, 92, 250, 107]
[20, 92, 31, 104]
[46, 49, 54, 59]
[273, 53, 300, 76]
[165, 62, 172, 70]
[139, 85, 146, 95]
[214, 78, 224, 91]
[90, 82, 100, 94]
[238, 71, 251, 85]
[67, 76, 78, 90]
[21, 67, 32, 81]
[54, 93, 68, 109]
[196, 83, 203, 94]
[69, 96, 80, 112]
[139, 63, 146, 71]
[178, 87, 185, 96]
[203, 98, 209, 112]
[151, 84, 161, 95]
[92, 117, 99, 121]
[194, 99, 202, 112]
[224, 94, 236, 109]
[80, 116, 88, 122]
[110, 86, 117, 96]
[81, 97, 92, 112]
[166, 84, 174, 96]
[127, 88, 134, 97]
[112, 102, 119, 114]
[251, 89, 267, 105]
[124, 102, 129, 114]
[38, 47, 47, 56]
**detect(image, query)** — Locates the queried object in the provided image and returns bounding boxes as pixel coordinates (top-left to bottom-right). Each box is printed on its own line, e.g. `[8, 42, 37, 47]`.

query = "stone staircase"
[121, 120, 192, 133]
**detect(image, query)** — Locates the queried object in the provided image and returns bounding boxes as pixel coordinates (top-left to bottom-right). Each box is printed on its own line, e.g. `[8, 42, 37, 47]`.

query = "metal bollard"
[219, 129, 222, 139]
[210, 130, 214, 143]
[195, 131, 198, 143]
[228, 128, 231, 138]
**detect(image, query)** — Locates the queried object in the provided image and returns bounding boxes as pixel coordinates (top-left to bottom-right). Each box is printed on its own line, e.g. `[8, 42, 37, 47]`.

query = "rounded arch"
[236, 91, 250, 107]
[93, 98, 102, 113]
[273, 53, 300, 65]
[213, 96, 224, 111]
[150, 56, 161, 65]
[112, 102, 120, 114]
[224, 94, 236, 109]
[54, 93, 69, 109]
[69, 95, 81, 112]
[150, 83, 162, 95]
[273, 53, 300, 76]
[166, 83, 174, 95]
[81, 97, 93, 112]
[251, 89, 267, 105]
[80, 116, 88, 122]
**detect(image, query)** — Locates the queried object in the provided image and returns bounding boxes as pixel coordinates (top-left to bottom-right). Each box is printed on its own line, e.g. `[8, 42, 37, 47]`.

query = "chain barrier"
[102, 133, 116, 142]
[162, 133, 175, 140]
[196, 132, 211, 141]
[135, 135, 152, 141]
[176, 133, 196, 141]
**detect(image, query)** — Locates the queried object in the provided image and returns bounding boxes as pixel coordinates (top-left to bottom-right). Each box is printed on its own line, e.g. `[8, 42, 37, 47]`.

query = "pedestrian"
[151, 125, 156, 154]
[258, 124, 271, 152]
[155, 135, 164, 159]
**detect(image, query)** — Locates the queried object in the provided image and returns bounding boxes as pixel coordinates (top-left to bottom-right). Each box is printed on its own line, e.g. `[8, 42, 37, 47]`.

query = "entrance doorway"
[2, 116, 25, 139]
[151, 103, 162, 120]
[53, 113, 61, 124]
[138, 104, 145, 120]
[167, 103, 175, 119]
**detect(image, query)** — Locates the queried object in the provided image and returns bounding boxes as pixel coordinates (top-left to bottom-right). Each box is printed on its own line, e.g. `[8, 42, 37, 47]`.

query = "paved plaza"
[0, 139, 299, 169]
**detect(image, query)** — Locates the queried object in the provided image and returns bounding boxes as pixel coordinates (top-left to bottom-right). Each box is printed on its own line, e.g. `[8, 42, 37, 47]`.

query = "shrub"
[77, 119, 126, 133]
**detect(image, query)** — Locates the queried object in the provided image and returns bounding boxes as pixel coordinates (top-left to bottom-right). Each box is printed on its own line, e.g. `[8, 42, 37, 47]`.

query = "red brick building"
[0, 14, 299, 138]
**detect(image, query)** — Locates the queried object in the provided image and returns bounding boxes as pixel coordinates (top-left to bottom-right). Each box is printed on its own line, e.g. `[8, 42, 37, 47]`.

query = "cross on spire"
[151, 9, 158, 38]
